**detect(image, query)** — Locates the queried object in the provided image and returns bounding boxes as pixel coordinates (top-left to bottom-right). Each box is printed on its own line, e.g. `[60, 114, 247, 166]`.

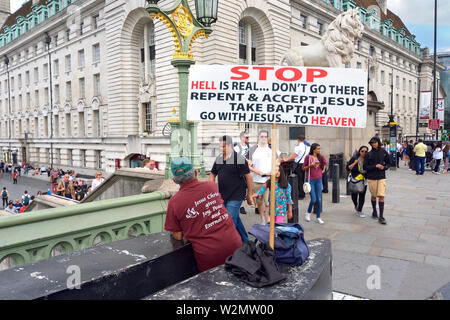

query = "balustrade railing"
[0, 191, 169, 271]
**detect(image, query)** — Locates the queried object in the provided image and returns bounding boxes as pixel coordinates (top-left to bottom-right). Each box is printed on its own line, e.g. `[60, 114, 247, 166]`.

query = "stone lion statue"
[281, 8, 364, 68]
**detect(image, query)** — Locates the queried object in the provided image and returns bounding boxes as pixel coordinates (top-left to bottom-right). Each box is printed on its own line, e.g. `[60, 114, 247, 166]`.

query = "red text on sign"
[230, 66, 328, 83]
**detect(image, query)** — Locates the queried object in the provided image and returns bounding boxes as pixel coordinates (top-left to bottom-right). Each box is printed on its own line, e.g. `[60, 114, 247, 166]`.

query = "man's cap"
[171, 157, 193, 177]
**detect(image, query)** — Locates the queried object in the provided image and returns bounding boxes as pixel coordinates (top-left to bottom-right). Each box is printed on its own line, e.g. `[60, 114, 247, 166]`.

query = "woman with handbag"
[346, 146, 369, 218]
[302, 143, 327, 224]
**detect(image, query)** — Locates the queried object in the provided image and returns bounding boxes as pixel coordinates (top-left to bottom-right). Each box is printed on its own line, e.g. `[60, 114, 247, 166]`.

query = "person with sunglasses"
[234, 131, 251, 159]
[346, 146, 369, 217]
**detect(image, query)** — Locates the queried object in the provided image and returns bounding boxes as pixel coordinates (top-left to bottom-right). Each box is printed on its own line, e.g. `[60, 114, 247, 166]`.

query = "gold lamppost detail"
[146, 0, 219, 178]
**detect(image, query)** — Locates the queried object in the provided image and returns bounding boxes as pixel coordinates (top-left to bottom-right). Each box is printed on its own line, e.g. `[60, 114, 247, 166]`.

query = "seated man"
[165, 157, 242, 272]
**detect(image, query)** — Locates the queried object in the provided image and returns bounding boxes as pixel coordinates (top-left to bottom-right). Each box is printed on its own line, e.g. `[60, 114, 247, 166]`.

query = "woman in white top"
[432, 142, 443, 174]
[91, 171, 105, 190]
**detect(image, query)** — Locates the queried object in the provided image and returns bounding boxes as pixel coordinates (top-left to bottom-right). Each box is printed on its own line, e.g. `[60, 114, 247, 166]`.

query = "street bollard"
[288, 173, 299, 223]
[332, 163, 340, 203]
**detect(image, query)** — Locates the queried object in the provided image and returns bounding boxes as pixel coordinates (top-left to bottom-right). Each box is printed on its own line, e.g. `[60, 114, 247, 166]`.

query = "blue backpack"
[248, 222, 310, 266]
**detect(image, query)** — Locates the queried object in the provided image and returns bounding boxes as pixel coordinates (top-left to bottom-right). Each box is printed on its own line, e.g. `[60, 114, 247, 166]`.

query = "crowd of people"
[0, 161, 106, 214]
[162, 131, 450, 272]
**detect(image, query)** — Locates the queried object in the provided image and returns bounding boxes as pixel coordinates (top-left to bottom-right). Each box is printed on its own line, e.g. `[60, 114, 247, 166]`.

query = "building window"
[396, 76, 399, 89]
[25, 71, 30, 86]
[78, 112, 85, 137]
[317, 22, 323, 35]
[94, 74, 100, 96]
[65, 55, 71, 72]
[79, 78, 85, 99]
[66, 81, 72, 100]
[93, 109, 101, 136]
[78, 49, 85, 68]
[300, 15, 307, 28]
[96, 150, 102, 169]
[18, 74, 22, 89]
[369, 46, 375, 57]
[34, 117, 39, 137]
[93, 15, 99, 30]
[54, 114, 59, 137]
[81, 149, 87, 167]
[238, 21, 257, 65]
[55, 84, 60, 103]
[66, 113, 72, 137]
[45, 87, 49, 105]
[54, 59, 59, 76]
[66, 29, 70, 42]
[356, 62, 362, 69]
[34, 67, 39, 83]
[80, 22, 84, 36]
[26, 93, 30, 107]
[93, 44, 100, 63]
[144, 102, 152, 132]
[35, 90, 39, 106]
[43, 63, 48, 79]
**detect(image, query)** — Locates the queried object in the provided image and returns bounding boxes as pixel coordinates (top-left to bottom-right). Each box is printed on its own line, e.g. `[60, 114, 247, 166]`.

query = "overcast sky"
[9, 0, 450, 52]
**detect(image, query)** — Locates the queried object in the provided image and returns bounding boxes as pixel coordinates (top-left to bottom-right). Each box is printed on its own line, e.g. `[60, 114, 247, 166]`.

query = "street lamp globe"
[195, 0, 219, 27]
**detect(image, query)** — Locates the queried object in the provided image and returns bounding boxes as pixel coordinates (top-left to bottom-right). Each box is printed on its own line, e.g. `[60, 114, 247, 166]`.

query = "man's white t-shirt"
[294, 142, 310, 164]
[251, 146, 274, 184]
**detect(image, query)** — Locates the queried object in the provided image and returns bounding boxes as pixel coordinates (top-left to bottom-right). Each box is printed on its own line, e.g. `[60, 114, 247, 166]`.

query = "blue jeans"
[415, 156, 426, 175]
[307, 178, 323, 218]
[224, 200, 248, 243]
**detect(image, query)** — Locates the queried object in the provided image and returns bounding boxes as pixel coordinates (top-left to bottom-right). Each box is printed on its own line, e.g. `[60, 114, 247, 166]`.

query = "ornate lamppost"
[145, 0, 219, 178]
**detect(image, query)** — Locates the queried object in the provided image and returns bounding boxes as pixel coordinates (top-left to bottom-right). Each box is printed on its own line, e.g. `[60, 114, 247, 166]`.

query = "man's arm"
[363, 155, 377, 172]
[244, 173, 254, 206]
[171, 231, 183, 241]
[209, 172, 216, 183]
[383, 151, 391, 171]
[285, 152, 298, 162]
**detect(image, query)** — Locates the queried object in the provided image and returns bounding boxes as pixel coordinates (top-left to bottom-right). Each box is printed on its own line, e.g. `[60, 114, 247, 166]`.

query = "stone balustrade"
[0, 191, 169, 271]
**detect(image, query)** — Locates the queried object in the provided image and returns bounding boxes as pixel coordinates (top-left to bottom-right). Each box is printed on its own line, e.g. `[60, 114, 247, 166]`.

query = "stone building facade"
[0, 0, 444, 174]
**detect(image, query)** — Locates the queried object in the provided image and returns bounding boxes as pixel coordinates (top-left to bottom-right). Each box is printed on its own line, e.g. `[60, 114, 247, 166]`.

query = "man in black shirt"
[210, 136, 254, 243]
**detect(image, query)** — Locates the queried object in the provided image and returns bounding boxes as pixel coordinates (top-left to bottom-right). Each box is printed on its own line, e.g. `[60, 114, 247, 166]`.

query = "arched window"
[238, 21, 257, 65]
[140, 22, 155, 78]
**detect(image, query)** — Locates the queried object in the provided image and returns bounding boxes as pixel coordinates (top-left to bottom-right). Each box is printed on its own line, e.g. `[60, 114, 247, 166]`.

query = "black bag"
[225, 240, 286, 288]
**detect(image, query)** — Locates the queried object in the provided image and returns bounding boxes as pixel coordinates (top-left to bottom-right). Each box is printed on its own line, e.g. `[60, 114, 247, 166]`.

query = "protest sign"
[187, 65, 367, 128]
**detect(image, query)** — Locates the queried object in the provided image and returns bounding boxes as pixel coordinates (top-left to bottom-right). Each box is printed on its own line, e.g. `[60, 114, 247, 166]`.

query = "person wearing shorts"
[364, 137, 390, 225]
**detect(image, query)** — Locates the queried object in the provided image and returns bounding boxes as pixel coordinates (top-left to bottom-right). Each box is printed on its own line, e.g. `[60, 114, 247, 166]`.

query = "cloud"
[388, 0, 450, 26]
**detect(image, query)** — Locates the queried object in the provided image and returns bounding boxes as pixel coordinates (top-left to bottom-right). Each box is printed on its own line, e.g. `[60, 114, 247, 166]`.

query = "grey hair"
[173, 168, 195, 185]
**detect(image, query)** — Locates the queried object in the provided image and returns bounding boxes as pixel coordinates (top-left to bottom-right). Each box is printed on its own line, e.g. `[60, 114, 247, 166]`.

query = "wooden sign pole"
[269, 123, 277, 250]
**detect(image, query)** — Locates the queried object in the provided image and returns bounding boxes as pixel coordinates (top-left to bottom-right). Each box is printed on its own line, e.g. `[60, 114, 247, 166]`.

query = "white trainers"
[317, 218, 324, 224]
[305, 213, 311, 222]
[357, 212, 366, 218]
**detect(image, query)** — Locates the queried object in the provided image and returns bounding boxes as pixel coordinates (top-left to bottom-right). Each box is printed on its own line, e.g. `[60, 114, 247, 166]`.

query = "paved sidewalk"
[240, 166, 450, 300]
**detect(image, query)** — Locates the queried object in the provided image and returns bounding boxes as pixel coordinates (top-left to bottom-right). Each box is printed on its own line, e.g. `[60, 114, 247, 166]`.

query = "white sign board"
[187, 65, 367, 128]
[436, 98, 445, 122]
[419, 91, 432, 119]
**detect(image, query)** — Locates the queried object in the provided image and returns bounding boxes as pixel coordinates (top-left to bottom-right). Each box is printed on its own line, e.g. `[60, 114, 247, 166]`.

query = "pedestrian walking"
[284, 135, 311, 200]
[443, 143, 450, 174]
[406, 140, 415, 170]
[364, 137, 390, 225]
[302, 143, 327, 224]
[165, 157, 242, 272]
[22, 191, 31, 206]
[248, 130, 279, 224]
[252, 165, 293, 223]
[432, 142, 443, 174]
[346, 146, 369, 218]
[413, 139, 427, 175]
[210, 135, 254, 242]
[1, 187, 9, 208]
[12, 170, 18, 184]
